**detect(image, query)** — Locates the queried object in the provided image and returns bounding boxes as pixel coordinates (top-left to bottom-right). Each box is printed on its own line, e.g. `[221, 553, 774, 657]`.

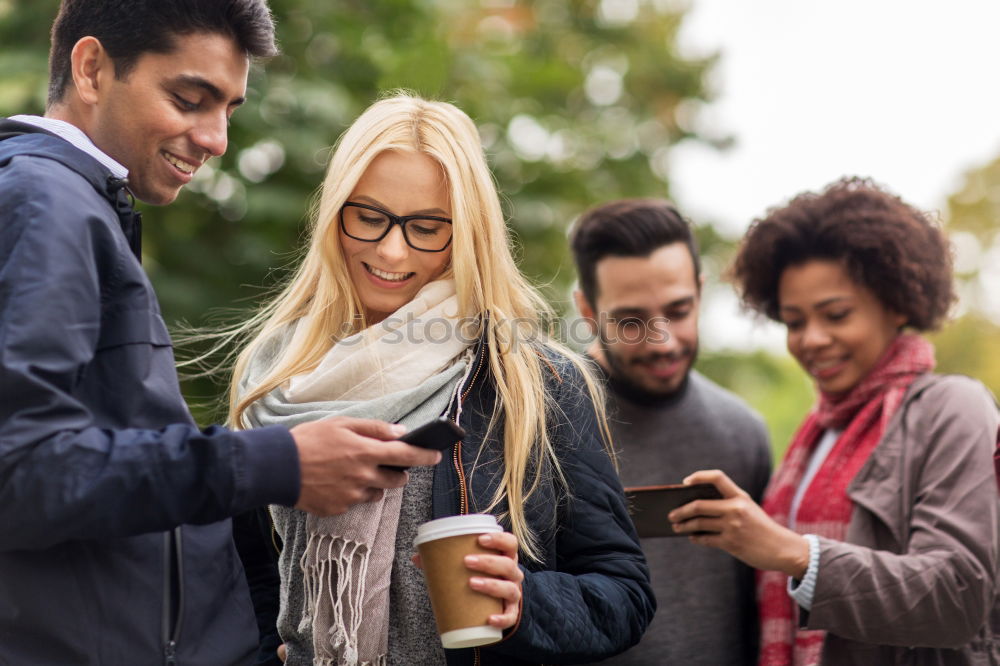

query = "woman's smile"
[363, 262, 414, 284]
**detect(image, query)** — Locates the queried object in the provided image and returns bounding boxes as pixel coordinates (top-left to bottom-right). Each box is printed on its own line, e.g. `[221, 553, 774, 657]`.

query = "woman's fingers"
[682, 469, 748, 499]
[671, 494, 761, 533]
[668, 494, 732, 524]
[465, 553, 523, 582]
[468, 573, 521, 627]
[478, 531, 518, 559]
[464, 531, 523, 630]
[666, 488, 811, 577]
[670, 515, 724, 536]
[669, 471, 753, 525]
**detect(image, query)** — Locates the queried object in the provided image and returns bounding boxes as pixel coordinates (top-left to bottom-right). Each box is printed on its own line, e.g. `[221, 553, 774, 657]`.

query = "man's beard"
[599, 335, 698, 402]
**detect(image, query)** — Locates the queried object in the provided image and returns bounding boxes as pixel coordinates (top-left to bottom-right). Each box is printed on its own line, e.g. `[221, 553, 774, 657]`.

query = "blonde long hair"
[228, 93, 612, 561]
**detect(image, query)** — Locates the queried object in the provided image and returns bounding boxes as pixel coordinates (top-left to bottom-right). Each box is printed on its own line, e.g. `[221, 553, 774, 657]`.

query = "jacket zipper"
[268, 508, 282, 556]
[453, 443, 470, 516]
[454, 341, 487, 665]
[461, 341, 487, 403]
[162, 527, 185, 665]
[454, 340, 487, 517]
[457, 340, 541, 665]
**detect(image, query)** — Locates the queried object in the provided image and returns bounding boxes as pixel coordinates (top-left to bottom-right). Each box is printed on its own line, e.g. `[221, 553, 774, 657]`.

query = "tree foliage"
[8, 1, 986, 456]
[1, 0, 726, 416]
[931, 157, 1000, 398]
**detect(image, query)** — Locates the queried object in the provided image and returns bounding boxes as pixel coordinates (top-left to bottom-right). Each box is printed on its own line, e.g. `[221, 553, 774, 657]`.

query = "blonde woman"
[230, 94, 654, 666]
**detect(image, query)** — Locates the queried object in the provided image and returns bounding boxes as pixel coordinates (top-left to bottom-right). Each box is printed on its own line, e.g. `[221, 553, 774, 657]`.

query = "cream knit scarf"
[244, 280, 472, 665]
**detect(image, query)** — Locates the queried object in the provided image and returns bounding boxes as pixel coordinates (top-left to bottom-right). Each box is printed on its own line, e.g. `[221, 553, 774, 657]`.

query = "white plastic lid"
[413, 513, 501, 546]
[440, 625, 503, 649]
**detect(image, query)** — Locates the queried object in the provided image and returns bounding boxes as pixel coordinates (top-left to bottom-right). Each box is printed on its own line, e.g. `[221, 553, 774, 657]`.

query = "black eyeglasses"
[340, 202, 453, 252]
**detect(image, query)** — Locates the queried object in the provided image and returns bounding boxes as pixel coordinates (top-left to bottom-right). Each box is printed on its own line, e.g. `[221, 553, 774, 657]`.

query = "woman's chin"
[815, 374, 861, 395]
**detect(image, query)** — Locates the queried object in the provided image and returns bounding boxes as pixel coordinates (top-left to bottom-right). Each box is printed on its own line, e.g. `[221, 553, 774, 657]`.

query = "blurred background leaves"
[2, 0, 996, 459]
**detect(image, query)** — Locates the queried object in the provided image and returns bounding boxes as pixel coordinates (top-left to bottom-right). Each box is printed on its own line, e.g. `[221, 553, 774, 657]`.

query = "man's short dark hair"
[47, 0, 279, 107]
[569, 198, 701, 305]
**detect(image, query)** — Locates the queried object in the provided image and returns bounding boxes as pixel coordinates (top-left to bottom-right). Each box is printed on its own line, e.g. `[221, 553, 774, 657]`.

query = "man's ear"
[69, 36, 111, 106]
[573, 289, 598, 335]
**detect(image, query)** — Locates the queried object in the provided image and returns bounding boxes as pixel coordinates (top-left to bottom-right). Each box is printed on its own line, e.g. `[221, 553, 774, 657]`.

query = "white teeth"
[366, 264, 411, 282]
[164, 153, 196, 174]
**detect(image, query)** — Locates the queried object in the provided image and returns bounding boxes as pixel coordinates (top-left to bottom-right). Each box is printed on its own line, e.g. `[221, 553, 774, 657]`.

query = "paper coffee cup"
[413, 514, 505, 649]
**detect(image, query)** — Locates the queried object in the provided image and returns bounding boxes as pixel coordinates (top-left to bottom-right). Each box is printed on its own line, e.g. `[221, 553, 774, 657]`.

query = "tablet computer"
[624, 483, 723, 538]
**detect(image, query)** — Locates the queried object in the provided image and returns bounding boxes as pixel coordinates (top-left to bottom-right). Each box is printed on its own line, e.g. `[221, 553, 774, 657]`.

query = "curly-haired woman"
[671, 177, 999, 665]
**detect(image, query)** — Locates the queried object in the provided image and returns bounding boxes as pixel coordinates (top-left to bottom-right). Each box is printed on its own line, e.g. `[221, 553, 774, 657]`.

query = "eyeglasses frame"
[339, 201, 453, 252]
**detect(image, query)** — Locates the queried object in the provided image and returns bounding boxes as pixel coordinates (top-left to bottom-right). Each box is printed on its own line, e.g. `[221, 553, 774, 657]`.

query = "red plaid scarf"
[757, 333, 935, 666]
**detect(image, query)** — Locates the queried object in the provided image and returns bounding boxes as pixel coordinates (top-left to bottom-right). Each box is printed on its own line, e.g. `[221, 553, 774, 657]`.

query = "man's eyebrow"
[169, 75, 246, 106]
[608, 307, 649, 318]
[663, 296, 695, 309]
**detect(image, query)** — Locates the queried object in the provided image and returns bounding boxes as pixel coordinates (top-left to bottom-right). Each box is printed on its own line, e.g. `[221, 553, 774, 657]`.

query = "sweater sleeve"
[485, 359, 656, 664]
[804, 376, 999, 648]
[0, 165, 299, 551]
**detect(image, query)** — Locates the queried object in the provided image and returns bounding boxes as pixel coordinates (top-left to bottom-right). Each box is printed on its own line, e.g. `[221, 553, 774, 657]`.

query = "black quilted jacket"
[434, 342, 655, 665]
[239, 340, 655, 666]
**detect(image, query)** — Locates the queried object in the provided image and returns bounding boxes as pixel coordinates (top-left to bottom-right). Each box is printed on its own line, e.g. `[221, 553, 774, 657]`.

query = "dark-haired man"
[0, 3, 440, 664]
[570, 199, 772, 665]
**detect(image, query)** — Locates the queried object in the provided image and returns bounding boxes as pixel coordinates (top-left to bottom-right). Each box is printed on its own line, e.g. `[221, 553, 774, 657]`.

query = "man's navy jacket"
[0, 121, 298, 665]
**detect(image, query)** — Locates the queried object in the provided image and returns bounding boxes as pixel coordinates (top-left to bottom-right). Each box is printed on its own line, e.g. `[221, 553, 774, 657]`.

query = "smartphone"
[400, 417, 466, 451]
[383, 417, 466, 472]
[623, 483, 723, 538]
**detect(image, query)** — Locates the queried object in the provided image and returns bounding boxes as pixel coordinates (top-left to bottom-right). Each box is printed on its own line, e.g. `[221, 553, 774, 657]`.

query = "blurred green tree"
[1, 0, 725, 422]
[929, 156, 1000, 398]
[13, 0, 988, 461]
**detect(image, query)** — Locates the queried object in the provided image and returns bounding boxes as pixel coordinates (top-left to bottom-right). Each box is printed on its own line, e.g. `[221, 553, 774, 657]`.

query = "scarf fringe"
[301, 533, 377, 666]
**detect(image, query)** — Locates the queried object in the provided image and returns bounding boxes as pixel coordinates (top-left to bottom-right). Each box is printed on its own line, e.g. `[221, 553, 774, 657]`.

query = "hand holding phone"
[624, 483, 723, 538]
[384, 417, 466, 472]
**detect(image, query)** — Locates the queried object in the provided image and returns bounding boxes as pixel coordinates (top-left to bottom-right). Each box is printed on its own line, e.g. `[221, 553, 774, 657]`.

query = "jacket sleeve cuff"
[787, 533, 820, 611]
[233, 425, 300, 509]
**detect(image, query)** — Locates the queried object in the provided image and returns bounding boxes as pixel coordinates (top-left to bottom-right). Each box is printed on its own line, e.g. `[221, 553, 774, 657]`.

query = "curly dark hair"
[729, 177, 954, 330]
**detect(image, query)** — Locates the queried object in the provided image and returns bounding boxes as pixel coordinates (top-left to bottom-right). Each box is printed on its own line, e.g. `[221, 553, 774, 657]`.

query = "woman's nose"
[376, 224, 409, 263]
[801, 319, 832, 349]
